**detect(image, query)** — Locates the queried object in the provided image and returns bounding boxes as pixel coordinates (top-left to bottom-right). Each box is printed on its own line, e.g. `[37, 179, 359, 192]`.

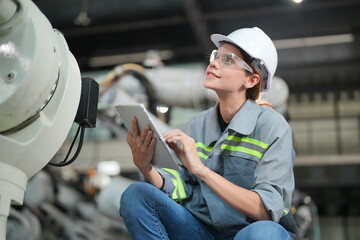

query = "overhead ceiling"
[33, 0, 360, 94]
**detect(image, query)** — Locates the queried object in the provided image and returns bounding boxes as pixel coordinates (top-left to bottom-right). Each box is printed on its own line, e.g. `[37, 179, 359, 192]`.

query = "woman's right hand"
[126, 116, 157, 172]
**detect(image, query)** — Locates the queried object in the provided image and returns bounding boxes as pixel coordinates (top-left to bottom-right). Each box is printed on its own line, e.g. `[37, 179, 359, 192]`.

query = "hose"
[100, 63, 158, 114]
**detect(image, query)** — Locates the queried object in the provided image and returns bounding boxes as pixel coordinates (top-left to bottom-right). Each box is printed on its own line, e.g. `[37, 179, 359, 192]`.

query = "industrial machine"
[0, 0, 99, 239]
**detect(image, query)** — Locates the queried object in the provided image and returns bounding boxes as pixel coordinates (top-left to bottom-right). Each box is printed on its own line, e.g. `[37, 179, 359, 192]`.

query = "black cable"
[48, 124, 86, 167]
[127, 70, 157, 115]
[61, 124, 82, 163]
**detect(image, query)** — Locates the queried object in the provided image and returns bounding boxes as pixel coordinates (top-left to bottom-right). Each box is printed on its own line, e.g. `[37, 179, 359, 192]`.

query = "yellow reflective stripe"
[283, 209, 289, 215]
[162, 168, 186, 200]
[197, 151, 209, 160]
[227, 136, 268, 149]
[196, 142, 213, 152]
[221, 144, 263, 159]
[170, 178, 178, 199]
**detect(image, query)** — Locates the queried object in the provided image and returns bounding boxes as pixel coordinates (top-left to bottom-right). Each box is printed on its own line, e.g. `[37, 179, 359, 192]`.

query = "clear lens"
[209, 50, 253, 73]
[209, 50, 217, 62]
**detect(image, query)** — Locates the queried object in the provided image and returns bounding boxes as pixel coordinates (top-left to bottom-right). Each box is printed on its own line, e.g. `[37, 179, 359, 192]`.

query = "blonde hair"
[245, 63, 273, 108]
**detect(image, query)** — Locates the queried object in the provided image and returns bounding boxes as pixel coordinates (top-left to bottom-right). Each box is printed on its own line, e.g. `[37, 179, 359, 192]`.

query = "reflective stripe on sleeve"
[196, 142, 213, 152]
[283, 209, 289, 215]
[197, 151, 209, 160]
[162, 168, 186, 201]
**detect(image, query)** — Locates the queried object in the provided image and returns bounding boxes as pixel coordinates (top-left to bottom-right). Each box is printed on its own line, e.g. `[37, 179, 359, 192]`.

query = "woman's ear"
[245, 74, 260, 89]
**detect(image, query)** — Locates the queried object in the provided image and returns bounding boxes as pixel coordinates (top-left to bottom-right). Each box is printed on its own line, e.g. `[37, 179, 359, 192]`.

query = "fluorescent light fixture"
[293, 0, 303, 3]
[89, 49, 174, 67]
[157, 105, 169, 114]
[97, 160, 121, 176]
[274, 33, 354, 49]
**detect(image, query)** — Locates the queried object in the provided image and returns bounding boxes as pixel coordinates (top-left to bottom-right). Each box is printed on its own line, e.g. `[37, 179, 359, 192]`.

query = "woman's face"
[204, 43, 257, 95]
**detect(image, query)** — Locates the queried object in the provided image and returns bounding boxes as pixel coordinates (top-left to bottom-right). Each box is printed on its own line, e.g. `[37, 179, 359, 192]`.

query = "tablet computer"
[115, 104, 181, 170]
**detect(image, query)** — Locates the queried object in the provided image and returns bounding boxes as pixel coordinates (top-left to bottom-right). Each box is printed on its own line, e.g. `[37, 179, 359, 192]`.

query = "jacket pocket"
[223, 151, 259, 175]
[223, 153, 258, 189]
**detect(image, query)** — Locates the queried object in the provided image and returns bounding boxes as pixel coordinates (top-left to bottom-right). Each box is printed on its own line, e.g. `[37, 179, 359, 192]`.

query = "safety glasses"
[209, 50, 254, 73]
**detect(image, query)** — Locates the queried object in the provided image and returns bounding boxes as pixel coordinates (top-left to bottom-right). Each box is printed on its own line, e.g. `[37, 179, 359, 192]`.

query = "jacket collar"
[203, 103, 221, 146]
[228, 99, 261, 135]
[204, 100, 261, 146]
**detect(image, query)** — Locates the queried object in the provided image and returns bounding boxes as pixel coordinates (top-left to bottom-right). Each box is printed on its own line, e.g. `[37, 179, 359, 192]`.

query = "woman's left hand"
[163, 129, 206, 176]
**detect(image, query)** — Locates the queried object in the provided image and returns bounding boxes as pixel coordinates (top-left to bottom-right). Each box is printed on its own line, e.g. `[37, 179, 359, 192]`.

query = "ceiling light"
[292, 0, 303, 3]
[74, 0, 91, 26]
[274, 33, 354, 49]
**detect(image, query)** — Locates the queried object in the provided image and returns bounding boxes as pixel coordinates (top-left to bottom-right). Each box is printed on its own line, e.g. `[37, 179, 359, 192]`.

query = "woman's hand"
[126, 116, 157, 172]
[163, 129, 206, 176]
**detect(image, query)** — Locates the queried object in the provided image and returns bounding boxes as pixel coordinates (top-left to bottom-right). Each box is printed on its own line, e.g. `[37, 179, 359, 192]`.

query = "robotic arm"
[0, 0, 86, 238]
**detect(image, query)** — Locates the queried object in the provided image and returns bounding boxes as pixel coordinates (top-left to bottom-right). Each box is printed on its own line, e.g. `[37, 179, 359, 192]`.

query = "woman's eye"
[222, 55, 235, 64]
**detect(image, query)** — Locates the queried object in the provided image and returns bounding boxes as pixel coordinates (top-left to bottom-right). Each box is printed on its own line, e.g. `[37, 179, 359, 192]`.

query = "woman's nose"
[208, 57, 220, 69]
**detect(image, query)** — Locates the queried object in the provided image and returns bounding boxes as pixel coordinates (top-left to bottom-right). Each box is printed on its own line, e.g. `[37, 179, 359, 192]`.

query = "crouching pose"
[120, 27, 297, 240]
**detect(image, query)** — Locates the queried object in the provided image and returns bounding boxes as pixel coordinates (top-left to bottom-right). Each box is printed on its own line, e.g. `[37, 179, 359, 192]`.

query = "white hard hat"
[210, 27, 278, 91]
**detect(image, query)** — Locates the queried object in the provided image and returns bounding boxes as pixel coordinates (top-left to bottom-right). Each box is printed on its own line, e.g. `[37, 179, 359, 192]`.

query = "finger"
[163, 129, 179, 136]
[126, 130, 137, 150]
[131, 116, 139, 136]
[162, 132, 170, 139]
[139, 126, 149, 144]
[149, 138, 157, 149]
[163, 129, 185, 141]
[165, 135, 183, 144]
[143, 130, 153, 146]
[126, 130, 132, 144]
[167, 141, 181, 154]
[163, 132, 178, 141]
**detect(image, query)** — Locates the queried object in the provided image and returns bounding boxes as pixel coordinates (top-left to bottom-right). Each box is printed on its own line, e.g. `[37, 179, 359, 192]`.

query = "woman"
[120, 27, 296, 240]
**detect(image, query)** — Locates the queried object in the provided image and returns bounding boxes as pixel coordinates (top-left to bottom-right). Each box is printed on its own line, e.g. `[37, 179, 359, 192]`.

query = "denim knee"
[234, 220, 291, 240]
[119, 182, 150, 218]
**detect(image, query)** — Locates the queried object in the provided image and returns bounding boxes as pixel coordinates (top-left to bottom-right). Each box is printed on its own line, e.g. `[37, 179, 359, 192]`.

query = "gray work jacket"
[158, 99, 295, 235]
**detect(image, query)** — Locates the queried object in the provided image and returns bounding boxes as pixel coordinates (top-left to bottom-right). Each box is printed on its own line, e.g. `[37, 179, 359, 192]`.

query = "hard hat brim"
[211, 34, 243, 51]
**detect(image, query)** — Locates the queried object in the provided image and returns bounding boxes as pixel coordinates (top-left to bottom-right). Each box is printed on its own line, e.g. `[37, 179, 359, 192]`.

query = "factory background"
[3, 0, 360, 239]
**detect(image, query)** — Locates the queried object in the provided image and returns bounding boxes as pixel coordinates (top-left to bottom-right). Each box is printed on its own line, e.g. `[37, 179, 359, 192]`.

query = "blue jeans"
[120, 182, 291, 240]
